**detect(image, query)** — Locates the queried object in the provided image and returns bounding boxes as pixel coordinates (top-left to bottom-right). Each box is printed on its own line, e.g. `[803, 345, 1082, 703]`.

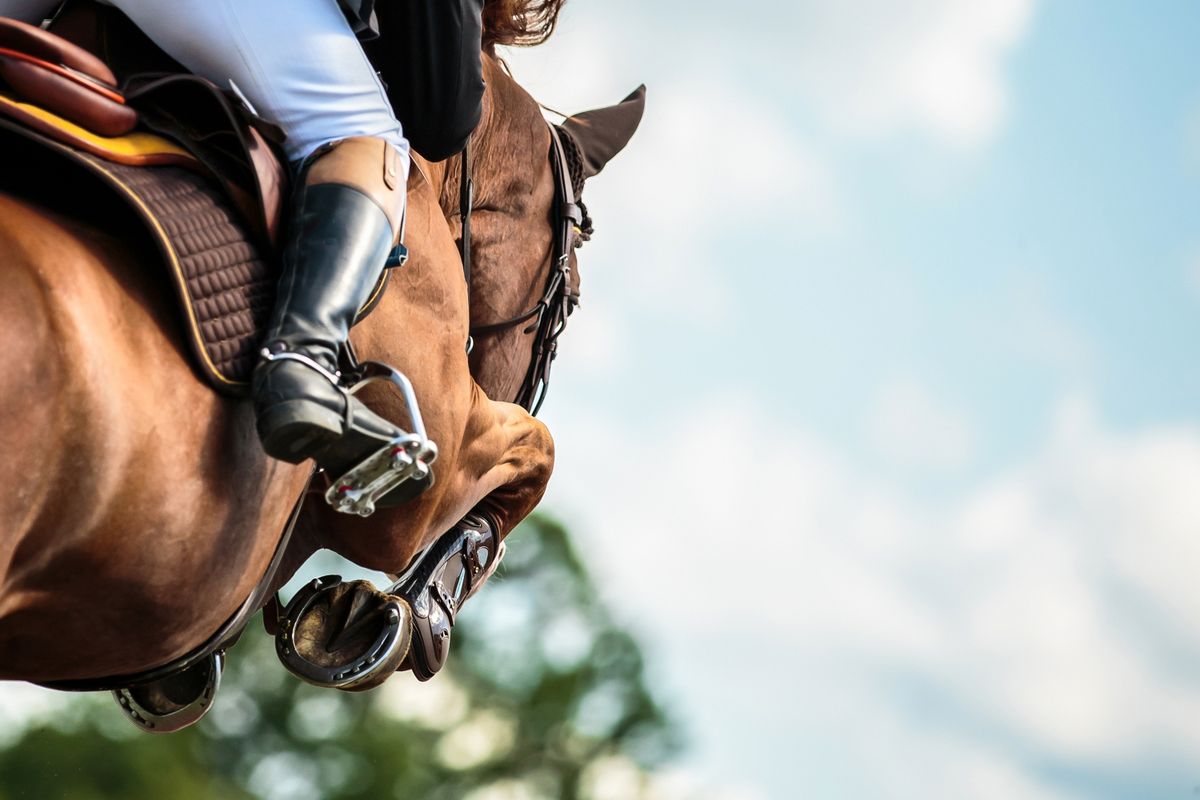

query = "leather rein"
[461, 122, 583, 415]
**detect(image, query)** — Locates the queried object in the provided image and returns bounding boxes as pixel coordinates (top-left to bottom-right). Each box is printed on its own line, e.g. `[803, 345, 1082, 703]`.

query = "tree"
[0, 515, 679, 800]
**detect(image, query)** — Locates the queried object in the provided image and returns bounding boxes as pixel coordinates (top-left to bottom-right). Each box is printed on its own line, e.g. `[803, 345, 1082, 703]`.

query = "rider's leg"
[104, 0, 409, 162]
[104, 0, 413, 463]
[252, 137, 405, 462]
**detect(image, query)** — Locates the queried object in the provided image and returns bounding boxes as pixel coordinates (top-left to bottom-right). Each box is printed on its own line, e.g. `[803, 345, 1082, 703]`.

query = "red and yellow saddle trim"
[0, 91, 197, 168]
[0, 45, 126, 104]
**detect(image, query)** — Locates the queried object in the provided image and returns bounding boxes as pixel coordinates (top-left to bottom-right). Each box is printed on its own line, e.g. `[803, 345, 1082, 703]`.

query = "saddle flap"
[0, 93, 189, 166]
[125, 73, 287, 250]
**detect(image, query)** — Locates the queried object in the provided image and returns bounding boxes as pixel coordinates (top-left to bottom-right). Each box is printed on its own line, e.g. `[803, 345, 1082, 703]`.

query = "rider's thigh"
[0, 0, 59, 24]
[107, 0, 409, 167]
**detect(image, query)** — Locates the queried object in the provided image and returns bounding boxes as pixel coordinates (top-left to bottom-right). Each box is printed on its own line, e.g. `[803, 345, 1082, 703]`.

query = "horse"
[0, 47, 643, 717]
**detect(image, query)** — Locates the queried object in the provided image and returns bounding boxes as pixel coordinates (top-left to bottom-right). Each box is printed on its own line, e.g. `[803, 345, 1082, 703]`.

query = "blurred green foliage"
[0, 515, 678, 800]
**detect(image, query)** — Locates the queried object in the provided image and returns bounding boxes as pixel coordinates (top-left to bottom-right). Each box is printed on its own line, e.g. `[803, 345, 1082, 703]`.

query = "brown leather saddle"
[0, 7, 368, 393]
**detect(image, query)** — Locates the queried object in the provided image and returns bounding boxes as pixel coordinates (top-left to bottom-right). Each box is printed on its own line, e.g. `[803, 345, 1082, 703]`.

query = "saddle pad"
[87, 155, 277, 390]
[0, 117, 274, 393]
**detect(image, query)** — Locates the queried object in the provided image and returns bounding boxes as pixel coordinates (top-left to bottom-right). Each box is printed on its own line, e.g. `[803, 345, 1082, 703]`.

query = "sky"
[0, 3, 1197, 799]
[499, 1, 1200, 797]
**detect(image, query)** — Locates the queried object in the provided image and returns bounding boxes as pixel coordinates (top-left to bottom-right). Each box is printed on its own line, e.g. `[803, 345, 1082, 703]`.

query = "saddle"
[0, 8, 355, 393]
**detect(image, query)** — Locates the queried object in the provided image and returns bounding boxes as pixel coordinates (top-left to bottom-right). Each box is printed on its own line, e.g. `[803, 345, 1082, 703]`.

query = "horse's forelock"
[481, 0, 567, 51]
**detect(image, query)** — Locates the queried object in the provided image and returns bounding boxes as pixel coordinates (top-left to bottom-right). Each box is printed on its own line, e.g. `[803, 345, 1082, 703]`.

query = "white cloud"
[867, 376, 977, 470]
[768, 0, 1037, 149]
[581, 75, 839, 322]
[504, 12, 842, 326]
[520, 0, 1036, 151]
[543, 390, 1200, 796]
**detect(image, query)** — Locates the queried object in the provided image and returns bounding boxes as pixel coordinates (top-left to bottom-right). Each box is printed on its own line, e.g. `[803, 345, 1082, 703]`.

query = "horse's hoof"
[112, 651, 223, 733]
[276, 576, 411, 691]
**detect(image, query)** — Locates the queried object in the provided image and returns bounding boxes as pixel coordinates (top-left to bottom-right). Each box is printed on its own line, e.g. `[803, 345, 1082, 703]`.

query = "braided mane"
[482, 0, 567, 50]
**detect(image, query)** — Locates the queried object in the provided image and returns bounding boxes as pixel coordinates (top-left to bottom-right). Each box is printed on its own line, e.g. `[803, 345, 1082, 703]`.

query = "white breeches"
[0, 0, 410, 169]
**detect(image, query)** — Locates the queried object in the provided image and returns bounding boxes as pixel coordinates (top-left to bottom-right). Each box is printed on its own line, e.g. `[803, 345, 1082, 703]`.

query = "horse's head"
[441, 55, 645, 409]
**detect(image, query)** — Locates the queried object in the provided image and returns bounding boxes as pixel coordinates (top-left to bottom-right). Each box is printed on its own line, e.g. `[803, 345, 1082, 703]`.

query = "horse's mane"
[482, 0, 567, 50]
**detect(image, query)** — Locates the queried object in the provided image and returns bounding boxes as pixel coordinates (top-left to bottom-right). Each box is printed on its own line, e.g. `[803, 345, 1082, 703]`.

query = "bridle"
[458, 122, 585, 415]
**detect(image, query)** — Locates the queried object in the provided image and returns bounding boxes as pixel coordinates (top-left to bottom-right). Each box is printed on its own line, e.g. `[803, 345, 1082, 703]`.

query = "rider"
[2, 0, 486, 469]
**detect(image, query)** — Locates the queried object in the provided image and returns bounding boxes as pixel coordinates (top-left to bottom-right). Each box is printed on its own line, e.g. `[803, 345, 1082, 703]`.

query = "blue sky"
[1, 3, 1197, 799]
[502, 1, 1200, 798]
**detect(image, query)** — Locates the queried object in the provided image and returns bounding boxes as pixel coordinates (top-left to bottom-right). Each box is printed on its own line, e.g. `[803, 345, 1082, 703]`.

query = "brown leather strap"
[459, 142, 472, 287]
[0, 51, 136, 136]
[469, 123, 580, 414]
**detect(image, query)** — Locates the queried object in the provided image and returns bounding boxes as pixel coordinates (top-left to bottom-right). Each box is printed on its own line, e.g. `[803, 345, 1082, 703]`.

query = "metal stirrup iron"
[323, 361, 438, 517]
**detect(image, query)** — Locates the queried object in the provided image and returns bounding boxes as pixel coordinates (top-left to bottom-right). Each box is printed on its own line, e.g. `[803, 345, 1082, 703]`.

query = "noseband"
[459, 122, 585, 415]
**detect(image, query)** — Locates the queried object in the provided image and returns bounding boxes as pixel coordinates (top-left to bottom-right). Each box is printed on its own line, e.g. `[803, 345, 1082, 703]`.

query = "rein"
[462, 122, 582, 415]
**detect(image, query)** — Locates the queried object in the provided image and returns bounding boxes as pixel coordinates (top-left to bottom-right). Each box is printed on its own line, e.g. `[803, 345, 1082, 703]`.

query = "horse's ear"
[561, 85, 646, 179]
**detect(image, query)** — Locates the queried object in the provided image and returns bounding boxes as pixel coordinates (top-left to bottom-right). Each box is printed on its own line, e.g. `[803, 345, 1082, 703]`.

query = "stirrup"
[389, 513, 504, 681]
[111, 651, 223, 733]
[323, 361, 438, 517]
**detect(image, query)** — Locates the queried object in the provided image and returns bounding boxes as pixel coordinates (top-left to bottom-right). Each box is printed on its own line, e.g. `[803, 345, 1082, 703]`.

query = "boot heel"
[257, 400, 344, 464]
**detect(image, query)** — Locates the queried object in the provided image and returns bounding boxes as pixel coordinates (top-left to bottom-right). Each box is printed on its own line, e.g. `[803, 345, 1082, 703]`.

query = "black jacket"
[346, 0, 486, 162]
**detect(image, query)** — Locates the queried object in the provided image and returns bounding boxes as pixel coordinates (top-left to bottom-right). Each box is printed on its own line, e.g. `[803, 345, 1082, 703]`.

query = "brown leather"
[0, 16, 116, 86]
[243, 123, 286, 248]
[11, 11, 285, 248]
[0, 54, 135, 136]
[306, 136, 404, 236]
[0, 94, 191, 167]
[124, 73, 288, 251]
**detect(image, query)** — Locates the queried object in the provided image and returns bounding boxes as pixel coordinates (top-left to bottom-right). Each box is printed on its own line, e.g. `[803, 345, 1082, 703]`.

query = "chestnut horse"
[0, 55, 641, 689]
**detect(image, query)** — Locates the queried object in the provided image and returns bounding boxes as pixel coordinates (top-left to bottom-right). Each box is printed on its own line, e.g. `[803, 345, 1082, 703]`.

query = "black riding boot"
[253, 182, 400, 465]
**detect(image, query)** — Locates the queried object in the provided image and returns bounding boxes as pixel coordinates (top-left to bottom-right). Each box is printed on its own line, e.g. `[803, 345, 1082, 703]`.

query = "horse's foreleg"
[448, 395, 555, 539]
[311, 390, 552, 572]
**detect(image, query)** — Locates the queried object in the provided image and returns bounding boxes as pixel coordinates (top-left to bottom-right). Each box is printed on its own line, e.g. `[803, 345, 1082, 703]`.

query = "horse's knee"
[520, 416, 555, 489]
